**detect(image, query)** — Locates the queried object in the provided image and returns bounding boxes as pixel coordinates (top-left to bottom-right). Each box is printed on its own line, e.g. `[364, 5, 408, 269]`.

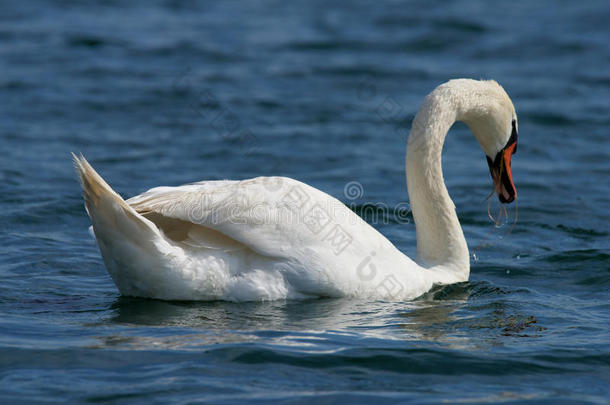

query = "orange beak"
[487, 135, 518, 203]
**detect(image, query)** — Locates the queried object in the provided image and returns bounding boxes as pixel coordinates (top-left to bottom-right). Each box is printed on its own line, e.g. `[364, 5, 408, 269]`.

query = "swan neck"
[406, 90, 469, 281]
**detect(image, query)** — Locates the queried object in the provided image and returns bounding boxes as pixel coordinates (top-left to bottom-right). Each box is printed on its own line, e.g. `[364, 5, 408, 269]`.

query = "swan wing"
[126, 177, 376, 260]
[126, 176, 427, 298]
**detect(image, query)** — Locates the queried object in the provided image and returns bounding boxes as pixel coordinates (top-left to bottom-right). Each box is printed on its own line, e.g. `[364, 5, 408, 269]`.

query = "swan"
[74, 78, 518, 301]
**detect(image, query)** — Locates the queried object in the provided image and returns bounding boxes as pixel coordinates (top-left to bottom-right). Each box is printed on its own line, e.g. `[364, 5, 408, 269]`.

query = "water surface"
[1, 0, 609, 403]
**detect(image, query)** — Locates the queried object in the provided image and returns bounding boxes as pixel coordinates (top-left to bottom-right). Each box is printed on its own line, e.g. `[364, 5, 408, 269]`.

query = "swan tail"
[72, 153, 175, 297]
[72, 153, 154, 236]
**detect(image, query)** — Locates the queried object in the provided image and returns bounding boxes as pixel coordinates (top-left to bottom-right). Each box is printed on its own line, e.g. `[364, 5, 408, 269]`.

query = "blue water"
[1, 0, 609, 403]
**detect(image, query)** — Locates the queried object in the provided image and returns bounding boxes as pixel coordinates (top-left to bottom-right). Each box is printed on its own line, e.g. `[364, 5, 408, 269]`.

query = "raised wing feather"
[126, 177, 362, 259]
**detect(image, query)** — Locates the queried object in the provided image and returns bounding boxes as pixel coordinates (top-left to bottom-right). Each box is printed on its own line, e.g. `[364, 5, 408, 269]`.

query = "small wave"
[555, 224, 608, 239]
[523, 112, 576, 127]
[416, 282, 474, 301]
[432, 18, 487, 33]
[215, 345, 568, 375]
[546, 249, 610, 265]
[283, 40, 369, 52]
[66, 35, 107, 48]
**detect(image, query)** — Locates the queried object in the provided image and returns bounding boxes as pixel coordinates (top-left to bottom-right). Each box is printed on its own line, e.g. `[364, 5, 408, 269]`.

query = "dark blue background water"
[1, 0, 609, 403]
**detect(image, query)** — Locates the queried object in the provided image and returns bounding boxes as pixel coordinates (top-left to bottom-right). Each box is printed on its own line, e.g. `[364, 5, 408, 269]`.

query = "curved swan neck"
[406, 82, 471, 282]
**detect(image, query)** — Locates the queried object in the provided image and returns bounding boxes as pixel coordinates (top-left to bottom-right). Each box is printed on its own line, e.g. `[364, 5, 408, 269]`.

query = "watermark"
[356, 251, 405, 299]
[173, 69, 259, 148]
[172, 68, 285, 192]
[181, 180, 410, 228]
[344, 181, 364, 200]
[179, 180, 409, 299]
[355, 75, 434, 158]
[280, 181, 407, 299]
[356, 75, 412, 143]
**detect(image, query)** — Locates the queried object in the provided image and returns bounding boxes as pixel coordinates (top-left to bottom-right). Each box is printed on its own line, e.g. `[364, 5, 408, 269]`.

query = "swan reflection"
[91, 283, 482, 350]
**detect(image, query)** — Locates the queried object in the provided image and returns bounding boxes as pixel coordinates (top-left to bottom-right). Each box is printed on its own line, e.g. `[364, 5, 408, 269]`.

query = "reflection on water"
[108, 296, 370, 330]
[91, 281, 545, 351]
[398, 283, 472, 346]
[92, 283, 467, 350]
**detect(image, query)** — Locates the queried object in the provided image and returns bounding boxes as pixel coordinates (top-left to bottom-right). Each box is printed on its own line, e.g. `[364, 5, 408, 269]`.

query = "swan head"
[455, 79, 518, 203]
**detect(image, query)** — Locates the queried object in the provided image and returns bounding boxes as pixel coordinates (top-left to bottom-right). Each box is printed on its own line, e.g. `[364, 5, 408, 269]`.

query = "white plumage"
[75, 78, 518, 301]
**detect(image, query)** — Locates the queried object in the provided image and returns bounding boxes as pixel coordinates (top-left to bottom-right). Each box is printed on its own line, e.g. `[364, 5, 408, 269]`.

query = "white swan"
[74, 78, 518, 301]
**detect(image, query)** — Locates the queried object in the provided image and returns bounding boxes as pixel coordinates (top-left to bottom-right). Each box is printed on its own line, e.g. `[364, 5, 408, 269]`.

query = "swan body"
[75, 79, 518, 301]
